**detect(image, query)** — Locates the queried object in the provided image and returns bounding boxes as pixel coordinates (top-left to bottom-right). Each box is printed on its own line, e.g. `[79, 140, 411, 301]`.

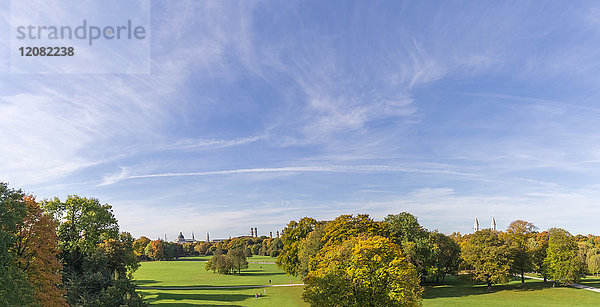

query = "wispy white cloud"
[159, 135, 265, 151]
[100, 164, 476, 186]
[4, 1, 600, 237]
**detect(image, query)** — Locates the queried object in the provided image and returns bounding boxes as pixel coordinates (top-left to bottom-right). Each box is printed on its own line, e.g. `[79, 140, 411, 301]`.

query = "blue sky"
[2, 1, 600, 240]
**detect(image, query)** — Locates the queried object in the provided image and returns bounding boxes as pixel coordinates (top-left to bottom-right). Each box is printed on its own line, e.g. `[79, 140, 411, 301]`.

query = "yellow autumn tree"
[133, 236, 151, 259]
[303, 235, 423, 306]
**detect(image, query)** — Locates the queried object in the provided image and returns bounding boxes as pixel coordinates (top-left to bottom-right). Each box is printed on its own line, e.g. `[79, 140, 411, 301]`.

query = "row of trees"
[131, 234, 284, 261]
[276, 213, 600, 306]
[0, 182, 145, 306]
[457, 221, 599, 289]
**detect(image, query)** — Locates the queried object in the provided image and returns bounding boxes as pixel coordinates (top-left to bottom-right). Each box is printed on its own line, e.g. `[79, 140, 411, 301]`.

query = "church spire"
[474, 217, 480, 232]
[491, 217, 497, 231]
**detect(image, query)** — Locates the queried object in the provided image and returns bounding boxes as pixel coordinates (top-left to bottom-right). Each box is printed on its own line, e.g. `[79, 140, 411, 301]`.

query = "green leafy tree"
[530, 231, 550, 282]
[163, 242, 176, 260]
[99, 233, 140, 278]
[183, 242, 199, 256]
[578, 241, 595, 274]
[244, 247, 252, 258]
[0, 183, 35, 306]
[276, 217, 319, 276]
[205, 253, 234, 274]
[544, 228, 585, 285]
[42, 196, 119, 273]
[505, 220, 537, 286]
[298, 225, 326, 278]
[384, 212, 433, 281]
[303, 235, 423, 306]
[205, 254, 218, 273]
[587, 249, 600, 277]
[461, 229, 512, 291]
[228, 247, 249, 274]
[267, 237, 283, 257]
[41, 195, 144, 306]
[427, 231, 461, 282]
[384, 212, 426, 244]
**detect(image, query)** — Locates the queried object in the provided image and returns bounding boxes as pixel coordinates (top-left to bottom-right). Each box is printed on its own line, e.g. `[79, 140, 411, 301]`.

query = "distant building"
[473, 217, 497, 233]
[175, 232, 196, 244]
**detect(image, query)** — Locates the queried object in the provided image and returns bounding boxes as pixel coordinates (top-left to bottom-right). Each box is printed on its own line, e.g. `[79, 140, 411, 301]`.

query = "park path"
[523, 275, 600, 293]
[138, 283, 304, 290]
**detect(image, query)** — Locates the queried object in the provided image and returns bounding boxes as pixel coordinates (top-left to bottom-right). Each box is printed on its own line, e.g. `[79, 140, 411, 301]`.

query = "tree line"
[2, 180, 599, 306]
[275, 213, 600, 306]
[0, 182, 144, 306]
[131, 234, 283, 261]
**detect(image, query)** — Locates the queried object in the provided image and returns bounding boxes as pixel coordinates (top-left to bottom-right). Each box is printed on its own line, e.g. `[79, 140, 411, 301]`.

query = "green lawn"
[135, 257, 600, 306]
[423, 275, 600, 306]
[138, 286, 306, 307]
[580, 275, 600, 288]
[135, 255, 307, 306]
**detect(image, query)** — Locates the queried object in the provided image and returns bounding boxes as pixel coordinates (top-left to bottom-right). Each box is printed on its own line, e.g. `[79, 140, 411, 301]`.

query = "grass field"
[135, 255, 307, 306]
[135, 256, 600, 306]
[580, 276, 600, 288]
[423, 275, 600, 306]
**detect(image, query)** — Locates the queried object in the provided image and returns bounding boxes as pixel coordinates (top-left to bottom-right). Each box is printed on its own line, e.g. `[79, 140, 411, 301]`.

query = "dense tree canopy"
[276, 217, 319, 276]
[4, 180, 600, 306]
[427, 231, 461, 282]
[461, 229, 512, 290]
[545, 228, 585, 285]
[504, 220, 537, 286]
[15, 196, 67, 306]
[0, 183, 35, 306]
[303, 235, 423, 306]
[42, 195, 144, 306]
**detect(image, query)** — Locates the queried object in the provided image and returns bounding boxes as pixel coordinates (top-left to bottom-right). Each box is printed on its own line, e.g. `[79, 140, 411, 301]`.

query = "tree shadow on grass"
[142, 290, 252, 306]
[423, 276, 555, 299]
[139, 285, 271, 289]
[237, 271, 283, 277]
[135, 279, 159, 286]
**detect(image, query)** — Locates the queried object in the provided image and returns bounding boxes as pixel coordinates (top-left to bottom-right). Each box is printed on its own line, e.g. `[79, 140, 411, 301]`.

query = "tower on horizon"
[491, 217, 497, 231]
[474, 218, 480, 232]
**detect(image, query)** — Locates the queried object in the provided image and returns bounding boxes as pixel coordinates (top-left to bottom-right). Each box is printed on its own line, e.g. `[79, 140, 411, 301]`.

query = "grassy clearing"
[423, 275, 600, 306]
[135, 255, 306, 306]
[579, 276, 600, 288]
[135, 256, 600, 306]
[138, 286, 307, 306]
